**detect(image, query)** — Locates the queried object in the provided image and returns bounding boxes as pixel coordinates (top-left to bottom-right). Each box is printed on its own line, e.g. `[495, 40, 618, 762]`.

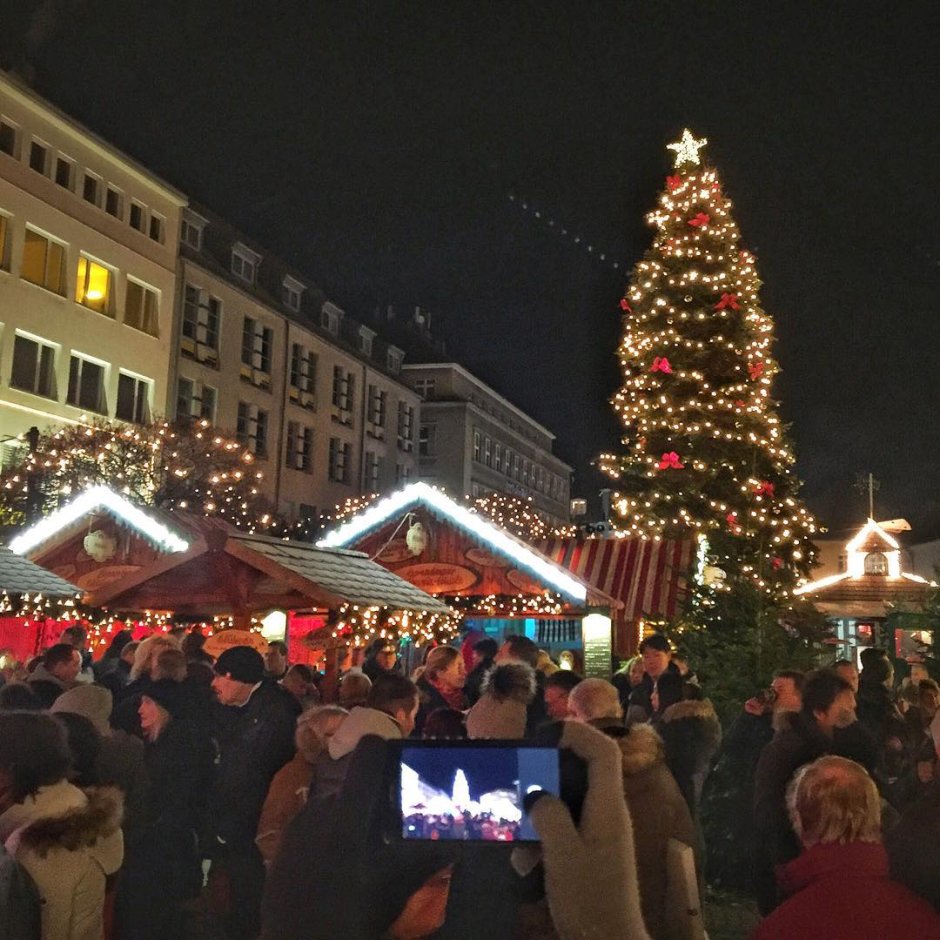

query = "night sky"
[4, 2, 939, 534]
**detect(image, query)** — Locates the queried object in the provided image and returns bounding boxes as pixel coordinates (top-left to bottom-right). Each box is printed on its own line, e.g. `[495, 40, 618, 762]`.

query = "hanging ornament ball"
[405, 520, 428, 556]
[684, 295, 693, 302]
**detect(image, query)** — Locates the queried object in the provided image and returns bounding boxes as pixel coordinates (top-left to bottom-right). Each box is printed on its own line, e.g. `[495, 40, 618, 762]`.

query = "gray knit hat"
[51, 684, 113, 735]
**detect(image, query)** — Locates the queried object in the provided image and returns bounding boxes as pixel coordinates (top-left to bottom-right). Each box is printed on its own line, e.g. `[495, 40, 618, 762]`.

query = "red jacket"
[750, 841, 940, 940]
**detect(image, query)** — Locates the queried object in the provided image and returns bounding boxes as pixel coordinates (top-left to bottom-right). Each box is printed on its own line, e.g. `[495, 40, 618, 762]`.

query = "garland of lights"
[324, 602, 463, 647]
[598, 130, 818, 599]
[445, 593, 566, 617]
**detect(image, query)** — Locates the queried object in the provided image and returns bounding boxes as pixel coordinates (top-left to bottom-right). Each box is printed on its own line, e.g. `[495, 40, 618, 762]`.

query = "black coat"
[205, 681, 298, 853]
[413, 675, 466, 737]
[464, 656, 493, 706]
[885, 782, 940, 912]
[655, 698, 722, 817]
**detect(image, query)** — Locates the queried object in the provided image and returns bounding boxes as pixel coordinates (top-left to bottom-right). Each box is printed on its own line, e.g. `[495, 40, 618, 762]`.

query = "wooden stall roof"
[0, 545, 79, 597]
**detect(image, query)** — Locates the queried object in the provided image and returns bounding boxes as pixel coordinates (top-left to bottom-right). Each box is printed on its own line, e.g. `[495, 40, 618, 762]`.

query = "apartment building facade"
[0, 73, 184, 448]
[172, 206, 420, 524]
[402, 362, 572, 523]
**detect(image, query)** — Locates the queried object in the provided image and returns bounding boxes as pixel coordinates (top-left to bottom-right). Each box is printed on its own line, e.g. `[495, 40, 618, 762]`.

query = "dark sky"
[4, 2, 940, 533]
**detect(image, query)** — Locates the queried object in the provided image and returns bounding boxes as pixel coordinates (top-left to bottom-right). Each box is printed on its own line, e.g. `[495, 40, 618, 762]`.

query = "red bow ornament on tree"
[726, 511, 742, 534]
[619, 298, 632, 313]
[650, 357, 673, 374]
[714, 292, 740, 311]
[657, 452, 684, 470]
[688, 213, 710, 228]
[772, 557, 784, 570]
[755, 480, 775, 497]
[748, 361, 765, 381]
[666, 175, 683, 191]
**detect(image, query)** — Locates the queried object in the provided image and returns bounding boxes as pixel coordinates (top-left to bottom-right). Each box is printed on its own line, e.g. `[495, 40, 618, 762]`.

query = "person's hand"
[523, 721, 650, 939]
[744, 697, 765, 716]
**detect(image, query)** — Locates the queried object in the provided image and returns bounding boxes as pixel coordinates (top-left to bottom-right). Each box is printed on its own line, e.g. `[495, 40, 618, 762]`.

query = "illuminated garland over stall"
[446, 592, 566, 617]
[598, 130, 818, 599]
[324, 602, 463, 648]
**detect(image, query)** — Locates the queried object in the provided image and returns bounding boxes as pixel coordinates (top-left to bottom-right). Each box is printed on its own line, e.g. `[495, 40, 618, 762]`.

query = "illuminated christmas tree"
[0, 419, 281, 533]
[599, 130, 818, 598]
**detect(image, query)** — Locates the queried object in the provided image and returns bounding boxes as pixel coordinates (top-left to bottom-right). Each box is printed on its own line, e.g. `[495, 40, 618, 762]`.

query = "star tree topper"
[666, 128, 708, 168]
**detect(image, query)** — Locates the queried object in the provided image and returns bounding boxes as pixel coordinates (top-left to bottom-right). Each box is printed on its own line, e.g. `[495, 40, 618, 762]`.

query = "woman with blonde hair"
[111, 635, 180, 736]
[256, 705, 348, 867]
[414, 646, 467, 737]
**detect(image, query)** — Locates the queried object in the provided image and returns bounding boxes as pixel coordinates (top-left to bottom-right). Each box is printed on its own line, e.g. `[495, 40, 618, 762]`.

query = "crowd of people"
[0, 624, 938, 939]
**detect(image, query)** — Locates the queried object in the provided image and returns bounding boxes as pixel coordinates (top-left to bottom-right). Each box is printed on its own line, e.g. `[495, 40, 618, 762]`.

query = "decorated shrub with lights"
[599, 130, 818, 599]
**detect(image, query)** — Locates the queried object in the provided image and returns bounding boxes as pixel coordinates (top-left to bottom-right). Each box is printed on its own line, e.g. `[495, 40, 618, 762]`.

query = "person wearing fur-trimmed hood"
[0, 712, 123, 940]
[466, 661, 536, 739]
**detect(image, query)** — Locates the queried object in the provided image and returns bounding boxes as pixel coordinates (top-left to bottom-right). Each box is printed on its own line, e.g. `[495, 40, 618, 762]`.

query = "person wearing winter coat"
[255, 705, 347, 867]
[116, 679, 214, 940]
[569, 678, 697, 940]
[466, 661, 536, 739]
[750, 756, 940, 939]
[651, 673, 722, 819]
[0, 711, 123, 940]
[752, 670, 857, 915]
[494, 635, 548, 735]
[856, 654, 912, 784]
[26, 644, 82, 708]
[0, 840, 41, 940]
[885, 775, 940, 911]
[414, 646, 467, 736]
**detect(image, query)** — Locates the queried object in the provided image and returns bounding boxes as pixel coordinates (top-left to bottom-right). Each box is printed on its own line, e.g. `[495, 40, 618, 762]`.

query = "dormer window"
[321, 302, 344, 336]
[282, 275, 305, 312]
[180, 210, 206, 251]
[231, 243, 261, 284]
[864, 552, 888, 576]
[387, 346, 404, 374]
[358, 326, 376, 357]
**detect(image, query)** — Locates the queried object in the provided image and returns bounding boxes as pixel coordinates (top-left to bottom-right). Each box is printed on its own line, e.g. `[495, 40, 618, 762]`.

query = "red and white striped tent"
[541, 537, 696, 656]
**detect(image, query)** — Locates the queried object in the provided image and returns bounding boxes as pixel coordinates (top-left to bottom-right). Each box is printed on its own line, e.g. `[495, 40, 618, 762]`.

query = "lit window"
[75, 256, 113, 315]
[82, 173, 100, 206]
[29, 141, 48, 175]
[105, 187, 123, 219]
[236, 402, 268, 456]
[116, 372, 152, 424]
[124, 280, 159, 336]
[286, 421, 313, 472]
[10, 334, 56, 398]
[864, 552, 888, 576]
[55, 157, 73, 189]
[0, 120, 17, 157]
[21, 228, 66, 295]
[66, 355, 107, 414]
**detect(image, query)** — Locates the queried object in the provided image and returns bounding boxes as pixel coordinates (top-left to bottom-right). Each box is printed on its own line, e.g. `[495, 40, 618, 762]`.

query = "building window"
[82, 173, 100, 206]
[418, 424, 436, 457]
[148, 213, 165, 244]
[67, 354, 107, 414]
[231, 244, 260, 284]
[75, 256, 113, 316]
[286, 421, 313, 472]
[181, 285, 221, 362]
[504, 448, 513, 477]
[513, 453, 520, 480]
[10, 334, 56, 398]
[21, 228, 66, 295]
[176, 377, 217, 422]
[387, 348, 403, 373]
[0, 214, 9, 271]
[328, 437, 351, 483]
[473, 429, 481, 462]
[358, 327, 375, 356]
[240, 317, 273, 386]
[129, 202, 146, 233]
[289, 344, 316, 405]
[0, 120, 17, 157]
[115, 372, 152, 424]
[283, 277, 304, 312]
[236, 402, 268, 457]
[124, 280, 159, 336]
[365, 451, 381, 490]
[396, 462, 411, 484]
[367, 385, 386, 436]
[413, 377, 435, 398]
[321, 304, 342, 335]
[864, 552, 888, 576]
[397, 402, 414, 451]
[105, 187, 123, 219]
[331, 366, 353, 424]
[494, 443, 502, 473]
[54, 157, 73, 189]
[29, 140, 49, 175]
[180, 217, 202, 250]
[484, 436, 492, 467]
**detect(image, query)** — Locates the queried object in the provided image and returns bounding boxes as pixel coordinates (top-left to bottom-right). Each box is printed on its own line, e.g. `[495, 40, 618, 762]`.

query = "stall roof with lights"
[11, 486, 451, 618]
[318, 482, 618, 609]
[795, 518, 935, 618]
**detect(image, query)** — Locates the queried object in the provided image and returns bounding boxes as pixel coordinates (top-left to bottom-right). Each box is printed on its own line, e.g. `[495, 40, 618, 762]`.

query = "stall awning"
[0, 545, 79, 597]
[540, 537, 694, 623]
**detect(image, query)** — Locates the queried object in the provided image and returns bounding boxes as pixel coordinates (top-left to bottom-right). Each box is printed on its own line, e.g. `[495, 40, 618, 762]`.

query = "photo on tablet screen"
[398, 744, 559, 841]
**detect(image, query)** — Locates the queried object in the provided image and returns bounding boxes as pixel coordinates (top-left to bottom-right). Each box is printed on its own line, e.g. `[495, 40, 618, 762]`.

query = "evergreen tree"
[600, 129, 818, 600]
